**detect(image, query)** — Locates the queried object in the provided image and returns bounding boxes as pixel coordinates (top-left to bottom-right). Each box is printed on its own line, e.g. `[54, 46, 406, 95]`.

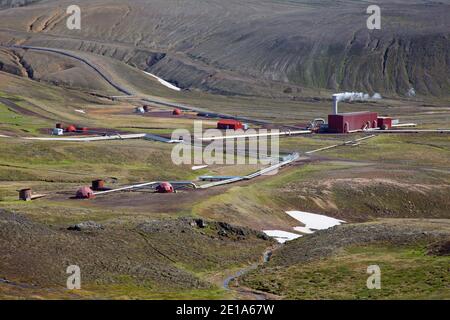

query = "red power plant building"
[327, 94, 392, 133]
[217, 119, 244, 130]
[328, 112, 379, 133]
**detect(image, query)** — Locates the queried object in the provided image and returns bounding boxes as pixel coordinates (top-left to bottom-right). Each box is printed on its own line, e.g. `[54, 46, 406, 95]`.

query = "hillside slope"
[240, 219, 450, 299]
[0, 0, 448, 97]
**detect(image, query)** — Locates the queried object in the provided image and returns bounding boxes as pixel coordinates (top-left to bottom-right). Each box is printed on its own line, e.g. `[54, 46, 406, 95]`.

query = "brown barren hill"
[0, 0, 448, 97]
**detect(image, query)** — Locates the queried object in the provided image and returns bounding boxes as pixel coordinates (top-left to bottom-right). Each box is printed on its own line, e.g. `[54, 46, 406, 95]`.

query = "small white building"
[52, 128, 64, 136]
[135, 107, 145, 114]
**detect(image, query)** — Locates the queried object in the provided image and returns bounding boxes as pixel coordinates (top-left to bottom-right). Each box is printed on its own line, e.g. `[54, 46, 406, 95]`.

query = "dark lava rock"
[427, 239, 450, 256]
[68, 221, 104, 232]
[137, 217, 272, 242]
[194, 219, 208, 228]
[218, 230, 228, 237]
[217, 222, 247, 236]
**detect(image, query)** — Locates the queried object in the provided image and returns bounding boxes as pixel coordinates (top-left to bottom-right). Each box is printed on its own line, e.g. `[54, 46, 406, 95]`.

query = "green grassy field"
[241, 243, 450, 299]
[322, 135, 450, 169]
[0, 100, 51, 134]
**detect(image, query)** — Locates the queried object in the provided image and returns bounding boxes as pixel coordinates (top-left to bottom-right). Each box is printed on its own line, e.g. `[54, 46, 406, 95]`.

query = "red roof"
[217, 119, 242, 125]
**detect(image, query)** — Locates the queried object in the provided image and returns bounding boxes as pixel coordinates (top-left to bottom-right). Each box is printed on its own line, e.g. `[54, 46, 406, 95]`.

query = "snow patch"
[192, 165, 208, 171]
[263, 211, 345, 244]
[287, 211, 345, 231]
[263, 230, 302, 244]
[143, 71, 181, 91]
[406, 88, 416, 97]
[74, 109, 85, 114]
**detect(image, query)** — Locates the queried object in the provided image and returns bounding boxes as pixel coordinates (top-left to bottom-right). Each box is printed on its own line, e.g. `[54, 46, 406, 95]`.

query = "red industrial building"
[328, 112, 378, 133]
[217, 119, 244, 130]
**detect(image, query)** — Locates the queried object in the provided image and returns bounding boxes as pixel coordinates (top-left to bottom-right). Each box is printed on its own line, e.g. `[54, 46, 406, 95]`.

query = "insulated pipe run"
[93, 181, 158, 195]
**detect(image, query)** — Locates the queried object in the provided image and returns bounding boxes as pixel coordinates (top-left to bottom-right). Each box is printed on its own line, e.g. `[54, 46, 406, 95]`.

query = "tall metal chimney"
[332, 95, 339, 115]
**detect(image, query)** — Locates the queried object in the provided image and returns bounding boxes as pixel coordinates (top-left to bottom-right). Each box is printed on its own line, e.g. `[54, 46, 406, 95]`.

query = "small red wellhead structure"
[217, 119, 244, 130]
[91, 179, 105, 191]
[66, 125, 77, 132]
[19, 188, 32, 201]
[76, 187, 95, 199]
[172, 108, 182, 115]
[156, 182, 175, 193]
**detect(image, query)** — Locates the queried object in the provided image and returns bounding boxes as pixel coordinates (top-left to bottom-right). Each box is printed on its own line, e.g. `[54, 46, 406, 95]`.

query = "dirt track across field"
[0, 97, 54, 121]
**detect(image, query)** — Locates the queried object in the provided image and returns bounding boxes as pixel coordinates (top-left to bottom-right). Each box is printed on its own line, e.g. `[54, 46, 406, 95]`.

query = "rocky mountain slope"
[0, 0, 40, 9]
[0, 0, 448, 97]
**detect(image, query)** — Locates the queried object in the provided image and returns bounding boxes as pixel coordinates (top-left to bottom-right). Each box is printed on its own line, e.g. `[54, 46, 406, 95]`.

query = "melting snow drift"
[263, 211, 345, 244]
[263, 230, 302, 244]
[287, 211, 345, 232]
[143, 71, 181, 91]
[192, 165, 209, 171]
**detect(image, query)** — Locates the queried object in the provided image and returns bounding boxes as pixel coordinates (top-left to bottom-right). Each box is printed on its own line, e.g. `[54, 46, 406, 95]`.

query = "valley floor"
[0, 51, 449, 299]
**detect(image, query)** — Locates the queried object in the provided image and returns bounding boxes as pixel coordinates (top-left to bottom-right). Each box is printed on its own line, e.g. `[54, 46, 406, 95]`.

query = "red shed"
[173, 108, 182, 115]
[217, 119, 244, 130]
[91, 179, 105, 191]
[328, 112, 378, 133]
[156, 182, 174, 193]
[76, 187, 95, 199]
[377, 117, 392, 130]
